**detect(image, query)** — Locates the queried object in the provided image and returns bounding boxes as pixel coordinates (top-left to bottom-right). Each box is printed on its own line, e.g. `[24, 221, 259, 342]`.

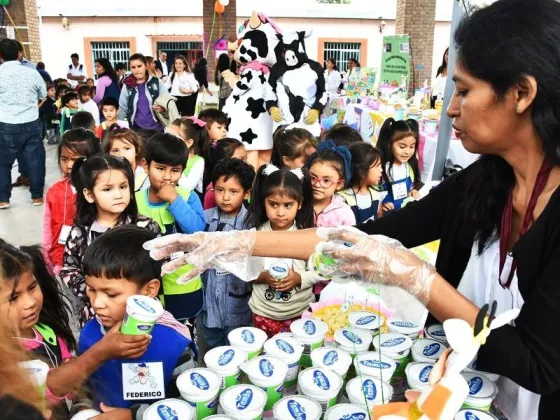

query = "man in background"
[66, 53, 87, 88]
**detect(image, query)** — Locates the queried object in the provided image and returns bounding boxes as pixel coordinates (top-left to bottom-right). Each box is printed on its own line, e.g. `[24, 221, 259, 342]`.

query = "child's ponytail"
[272, 126, 317, 169]
[70, 156, 88, 194]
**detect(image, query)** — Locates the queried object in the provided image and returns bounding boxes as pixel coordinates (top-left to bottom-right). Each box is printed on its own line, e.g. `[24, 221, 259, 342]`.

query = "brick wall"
[202, 0, 237, 78]
[0, 0, 42, 62]
[396, 0, 436, 93]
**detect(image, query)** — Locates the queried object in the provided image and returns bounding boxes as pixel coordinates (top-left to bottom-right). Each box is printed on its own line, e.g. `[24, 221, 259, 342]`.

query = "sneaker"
[12, 176, 31, 187]
[32, 198, 44, 206]
[0, 202, 10, 209]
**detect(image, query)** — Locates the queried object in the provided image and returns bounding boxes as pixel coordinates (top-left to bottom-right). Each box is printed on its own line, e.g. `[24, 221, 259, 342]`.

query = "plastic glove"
[143, 231, 256, 283]
[320, 227, 436, 305]
[269, 106, 283, 122]
[222, 69, 239, 89]
[305, 108, 320, 125]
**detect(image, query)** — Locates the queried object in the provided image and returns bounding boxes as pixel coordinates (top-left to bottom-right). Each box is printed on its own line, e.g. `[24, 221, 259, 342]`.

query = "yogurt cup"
[348, 311, 384, 334]
[454, 408, 499, 420]
[143, 398, 194, 420]
[310, 347, 353, 379]
[297, 368, 343, 414]
[334, 328, 371, 357]
[372, 333, 413, 380]
[228, 327, 268, 360]
[411, 338, 448, 363]
[466, 359, 500, 382]
[461, 372, 498, 412]
[204, 417, 233, 420]
[121, 295, 164, 335]
[204, 346, 247, 391]
[354, 352, 397, 382]
[405, 362, 434, 391]
[324, 403, 369, 420]
[71, 410, 101, 420]
[263, 335, 303, 389]
[219, 385, 267, 420]
[424, 324, 448, 344]
[387, 318, 421, 340]
[177, 368, 221, 419]
[19, 360, 49, 409]
[345, 376, 393, 411]
[273, 396, 322, 420]
[425, 119, 438, 134]
[241, 356, 288, 412]
[290, 319, 328, 368]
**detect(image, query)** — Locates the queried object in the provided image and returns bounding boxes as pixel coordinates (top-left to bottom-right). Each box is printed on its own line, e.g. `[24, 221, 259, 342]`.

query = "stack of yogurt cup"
[372, 332, 414, 398]
[334, 328, 372, 358]
[454, 408, 499, 420]
[297, 367, 343, 415]
[310, 347, 353, 381]
[290, 319, 328, 369]
[177, 368, 221, 420]
[353, 352, 397, 384]
[345, 376, 393, 411]
[348, 311, 384, 338]
[324, 403, 369, 420]
[405, 362, 434, 392]
[387, 318, 421, 340]
[204, 346, 247, 393]
[142, 399, 194, 420]
[411, 338, 448, 364]
[228, 327, 268, 360]
[424, 323, 449, 346]
[461, 372, 498, 412]
[219, 385, 268, 420]
[263, 334, 304, 390]
[273, 395, 323, 420]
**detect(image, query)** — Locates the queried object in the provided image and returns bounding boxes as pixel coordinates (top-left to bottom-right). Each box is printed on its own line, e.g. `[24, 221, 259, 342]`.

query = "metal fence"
[323, 42, 362, 72]
[156, 41, 203, 69]
[91, 41, 131, 73]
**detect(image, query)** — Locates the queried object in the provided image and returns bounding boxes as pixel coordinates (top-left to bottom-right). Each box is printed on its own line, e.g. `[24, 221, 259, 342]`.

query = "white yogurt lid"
[204, 417, 234, 420]
[273, 396, 323, 420]
[354, 352, 397, 377]
[228, 327, 268, 351]
[70, 409, 101, 420]
[461, 372, 498, 399]
[373, 333, 413, 354]
[143, 398, 194, 420]
[334, 328, 371, 350]
[241, 355, 288, 386]
[310, 347, 353, 373]
[176, 368, 221, 397]
[405, 362, 434, 388]
[298, 367, 343, 395]
[387, 318, 421, 336]
[324, 403, 369, 420]
[454, 408, 498, 420]
[348, 311, 384, 330]
[426, 324, 447, 342]
[264, 335, 304, 361]
[346, 376, 392, 405]
[219, 385, 267, 414]
[204, 346, 247, 372]
[126, 295, 164, 321]
[412, 339, 448, 360]
[290, 319, 328, 343]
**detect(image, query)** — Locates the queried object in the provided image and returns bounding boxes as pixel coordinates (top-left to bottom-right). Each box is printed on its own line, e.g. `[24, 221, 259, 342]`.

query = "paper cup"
[310, 347, 353, 379]
[263, 335, 303, 389]
[204, 346, 247, 392]
[121, 295, 163, 335]
[143, 398, 194, 420]
[71, 410, 101, 420]
[334, 328, 371, 357]
[19, 360, 49, 409]
[387, 318, 421, 340]
[219, 385, 267, 420]
[405, 362, 434, 392]
[228, 327, 268, 360]
[346, 376, 393, 411]
[461, 372, 498, 412]
[241, 356, 288, 413]
[354, 352, 397, 383]
[424, 324, 448, 345]
[177, 368, 221, 419]
[455, 408, 498, 420]
[411, 339, 448, 363]
[290, 319, 328, 369]
[324, 403, 369, 420]
[273, 396, 322, 420]
[297, 368, 343, 415]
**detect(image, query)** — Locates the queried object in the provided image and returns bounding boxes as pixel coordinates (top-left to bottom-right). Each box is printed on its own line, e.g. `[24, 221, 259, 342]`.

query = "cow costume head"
[277, 30, 312, 69]
[229, 11, 283, 67]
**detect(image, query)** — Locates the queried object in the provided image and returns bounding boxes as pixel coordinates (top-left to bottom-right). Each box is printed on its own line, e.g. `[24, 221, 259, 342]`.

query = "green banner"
[379, 35, 410, 90]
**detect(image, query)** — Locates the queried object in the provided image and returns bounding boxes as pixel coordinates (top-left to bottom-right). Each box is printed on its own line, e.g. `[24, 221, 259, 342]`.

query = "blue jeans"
[0, 119, 45, 202]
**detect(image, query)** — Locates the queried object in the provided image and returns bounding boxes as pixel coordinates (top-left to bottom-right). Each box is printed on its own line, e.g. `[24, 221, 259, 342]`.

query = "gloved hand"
[221, 70, 239, 89]
[319, 227, 436, 305]
[305, 109, 320, 125]
[269, 106, 283, 122]
[144, 230, 256, 283]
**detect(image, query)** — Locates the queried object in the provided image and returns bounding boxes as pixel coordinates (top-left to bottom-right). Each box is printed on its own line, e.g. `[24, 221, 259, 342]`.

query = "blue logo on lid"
[303, 320, 316, 335]
[464, 411, 480, 420]
[359, 359, 391, 369]
[276, 339, 294, 354]
[313, 370, 330, 390]
[362, 379, 377, 401]
[218, 349, 235, 366]
[190, 372, 209, 390]
[419, 365, 432, 382]
[356, 315, 376, 326]
[134, 298, 156, 314]
[342, 330, 363, 344]
[156, 404, 178, 420]
[137, 324, 152, 331]
[236, 389, 253, 410]
[391, 320, 417, 328]
[468, 376, 483, 395]
[241, 329, 255, 344]
[323, 350, 339, 366]
[207, 399, 217, 409]
[431, 329, 446, 337]
[259, 359, 274, 377]
[341, 414, 367, 420]
[381, 337, 406, 347]
[422, 343, 441, 357]
[287, 400, 307, 420]
[272, 265, 288, 274]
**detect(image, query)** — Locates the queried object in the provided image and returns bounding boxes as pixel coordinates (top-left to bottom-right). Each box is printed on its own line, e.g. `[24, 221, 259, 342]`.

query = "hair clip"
[187, 116, 207, 127]
[263, 164, 279, 176]
[290, 168, 305, 180]
[211, 140, 218, 148]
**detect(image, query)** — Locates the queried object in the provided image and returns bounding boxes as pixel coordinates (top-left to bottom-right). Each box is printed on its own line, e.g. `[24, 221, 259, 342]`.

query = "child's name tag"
[58, 225, 72, 245]
[216, 269, 230, 276]
[122, 361, 165, 401]
[392, 182, 408, 201]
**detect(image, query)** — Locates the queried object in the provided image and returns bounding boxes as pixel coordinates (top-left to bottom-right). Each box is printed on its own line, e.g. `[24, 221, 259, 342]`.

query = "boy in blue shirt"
[135, 133, 205, 325]
[78, 226, 196, 420]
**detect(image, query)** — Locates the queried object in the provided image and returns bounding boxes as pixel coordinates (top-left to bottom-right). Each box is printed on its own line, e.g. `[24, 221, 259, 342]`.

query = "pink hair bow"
[187, 116, 207, 127]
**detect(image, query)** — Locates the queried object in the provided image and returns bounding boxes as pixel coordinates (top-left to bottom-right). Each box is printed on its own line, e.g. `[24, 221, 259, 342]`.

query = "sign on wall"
[379, 35, 410, 90]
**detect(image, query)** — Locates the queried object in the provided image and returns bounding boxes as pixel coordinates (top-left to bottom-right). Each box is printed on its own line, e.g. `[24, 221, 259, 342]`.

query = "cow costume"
[222, 11, 283, 169]
[265, 30, 327, 137]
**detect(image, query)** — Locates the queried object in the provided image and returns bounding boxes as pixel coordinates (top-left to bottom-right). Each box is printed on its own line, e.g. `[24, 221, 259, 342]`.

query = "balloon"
[215, 0, 225, 13]
[219, 0, 230, 5]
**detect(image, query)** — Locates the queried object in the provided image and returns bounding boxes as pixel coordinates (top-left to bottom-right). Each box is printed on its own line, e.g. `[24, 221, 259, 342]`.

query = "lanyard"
[351, 187, 374, 207]
[499, 158, 553, 288]
[216, 211, 238, 232]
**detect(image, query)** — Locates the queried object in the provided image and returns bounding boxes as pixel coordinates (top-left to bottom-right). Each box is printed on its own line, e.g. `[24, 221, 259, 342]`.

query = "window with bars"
[323, 42, 362, 72]
[156, 41, 203, 69]
[91, 41, 131, 74]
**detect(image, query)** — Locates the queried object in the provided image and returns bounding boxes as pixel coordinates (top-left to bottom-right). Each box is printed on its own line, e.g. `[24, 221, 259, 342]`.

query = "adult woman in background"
[92, 58, 120, 104]
[431, 47, 449, 108]
[145, 1, 560, 418]
[145, 56, 162, 79]
[324, 57, 342, 97]
[166, 55, 199, 116]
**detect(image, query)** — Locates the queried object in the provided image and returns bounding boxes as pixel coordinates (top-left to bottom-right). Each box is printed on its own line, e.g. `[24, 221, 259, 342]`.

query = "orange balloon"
[215, 0, 225, 13]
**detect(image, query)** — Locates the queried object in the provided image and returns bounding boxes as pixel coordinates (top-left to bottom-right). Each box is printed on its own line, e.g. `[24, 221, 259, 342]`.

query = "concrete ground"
[0, 142, 59, 245]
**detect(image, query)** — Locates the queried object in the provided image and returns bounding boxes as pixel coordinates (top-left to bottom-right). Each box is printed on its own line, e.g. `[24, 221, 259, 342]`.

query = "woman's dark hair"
[322, 123, 362, 147]
[144, 133, 188, 169]
[436, 47, 449, 78]
[215, 53, 231, 85]
[203, 137, 244, 190]
[71, 155, 137, 228]
[115, 62, 127, 72]
[249, 165, 315, 230]
[348, 57, 360, 67]
[377, 118, 420, 188]
[129, 53, 150, 80]
[94, 57, 119, 86]
[170, 118, 209, 156]
[170, 55, 191, 84]
[327, 57, 338, 71]
[348, 142, 382, 189]
[57, 128, 101, 172]
[272, 127, 317, 168]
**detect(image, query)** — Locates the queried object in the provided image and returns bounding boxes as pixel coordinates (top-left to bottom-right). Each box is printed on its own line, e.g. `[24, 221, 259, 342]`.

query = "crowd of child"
[2, 62, 424, 418]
